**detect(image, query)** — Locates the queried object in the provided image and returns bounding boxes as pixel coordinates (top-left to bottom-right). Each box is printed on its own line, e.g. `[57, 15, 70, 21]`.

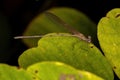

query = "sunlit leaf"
[0, 64, 33, 80]
[27, 61, 104, 80]
[98, 8, 120, 78]
[19, 33, 113, 80]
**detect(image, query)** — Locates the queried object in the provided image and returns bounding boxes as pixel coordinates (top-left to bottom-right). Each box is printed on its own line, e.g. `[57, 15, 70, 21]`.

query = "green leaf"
[23, 7, 97, 47]
[19, 33, 113, 80]
[27, 61, 104, 80]
[0, 64, 33, 80]
[98, 8, 120, 78]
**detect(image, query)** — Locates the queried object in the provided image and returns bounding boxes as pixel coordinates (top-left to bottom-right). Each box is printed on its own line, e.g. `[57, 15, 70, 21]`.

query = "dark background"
[0, 0, 120, 79]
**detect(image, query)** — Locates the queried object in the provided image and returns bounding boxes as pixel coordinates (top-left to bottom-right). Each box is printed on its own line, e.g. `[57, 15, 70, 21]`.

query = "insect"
[14, 12, 91, 42]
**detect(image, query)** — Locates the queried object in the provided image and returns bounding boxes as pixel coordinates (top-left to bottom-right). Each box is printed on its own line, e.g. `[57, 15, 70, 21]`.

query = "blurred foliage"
[23, 7, 97, 47]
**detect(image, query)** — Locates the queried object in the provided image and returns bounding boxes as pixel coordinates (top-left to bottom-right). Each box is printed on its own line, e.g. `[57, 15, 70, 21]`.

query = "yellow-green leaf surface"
[23, 7, 96, 47]
[19, 33, 113, 80]
[27, 61, 104, 80]
[0, 64, 33, 80]
[98, 8, 120, 78]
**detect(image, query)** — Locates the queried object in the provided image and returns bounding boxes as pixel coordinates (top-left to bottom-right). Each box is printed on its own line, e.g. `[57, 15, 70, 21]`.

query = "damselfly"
[14, 12, 91, 42]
